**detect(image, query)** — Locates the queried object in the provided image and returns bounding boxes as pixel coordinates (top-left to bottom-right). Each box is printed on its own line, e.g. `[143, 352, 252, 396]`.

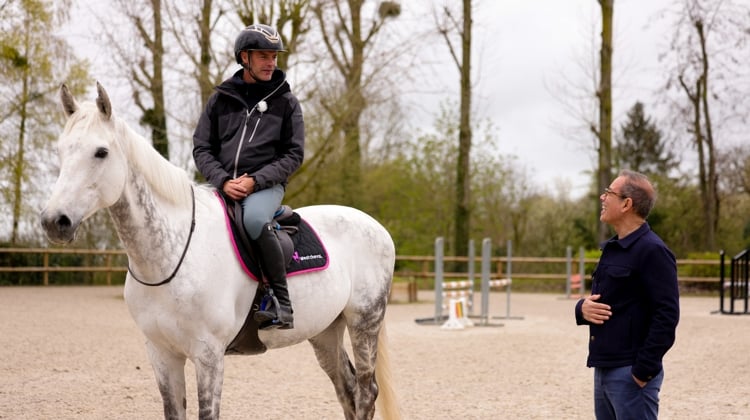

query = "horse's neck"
[109, 164, 192, 283]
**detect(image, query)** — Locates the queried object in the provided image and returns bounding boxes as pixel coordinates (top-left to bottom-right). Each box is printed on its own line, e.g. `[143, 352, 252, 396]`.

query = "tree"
[308, 0, 401, 207]
[103, 0, 170, 158]
[594, 0, 614, 243]
[546, 1, 615, 244]
[615, 102, 676, 175]
[161, 0, 230, 110]
[662, 0, 749, 250]
[720, 145, 750, 196]
[436, 0, 472, 260]
[0, 0, 88, 244]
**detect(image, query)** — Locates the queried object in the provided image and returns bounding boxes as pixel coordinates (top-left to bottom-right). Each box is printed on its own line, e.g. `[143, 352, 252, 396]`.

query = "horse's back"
[296, 204, 395, 270]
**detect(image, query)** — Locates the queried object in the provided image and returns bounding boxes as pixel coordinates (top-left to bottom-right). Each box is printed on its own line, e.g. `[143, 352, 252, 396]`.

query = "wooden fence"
[0, 248, 722, 289]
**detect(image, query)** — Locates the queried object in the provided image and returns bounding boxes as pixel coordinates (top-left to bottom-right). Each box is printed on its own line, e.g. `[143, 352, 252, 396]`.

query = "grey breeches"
[240, 184, 284, 240]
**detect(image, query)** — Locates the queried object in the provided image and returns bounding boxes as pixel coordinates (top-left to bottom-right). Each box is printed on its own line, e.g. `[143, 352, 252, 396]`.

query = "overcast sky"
[400, 0, 676, 199]
[62, 0, 676, 200]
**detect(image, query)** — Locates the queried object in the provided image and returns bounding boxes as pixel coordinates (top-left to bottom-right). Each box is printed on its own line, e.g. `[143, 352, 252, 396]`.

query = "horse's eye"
[95, 147, 108, 159]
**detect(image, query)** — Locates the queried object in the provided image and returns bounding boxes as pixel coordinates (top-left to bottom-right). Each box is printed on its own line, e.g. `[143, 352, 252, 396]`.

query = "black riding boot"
[252, 223, 294, 330]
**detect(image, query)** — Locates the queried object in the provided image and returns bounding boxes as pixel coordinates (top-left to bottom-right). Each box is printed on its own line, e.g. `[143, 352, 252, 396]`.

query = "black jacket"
[192, 68, 304, 191]
[575, 223, 680, 382]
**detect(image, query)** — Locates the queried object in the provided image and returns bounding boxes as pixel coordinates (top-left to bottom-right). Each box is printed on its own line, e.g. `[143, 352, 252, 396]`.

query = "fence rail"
[0, 247, 721, 287]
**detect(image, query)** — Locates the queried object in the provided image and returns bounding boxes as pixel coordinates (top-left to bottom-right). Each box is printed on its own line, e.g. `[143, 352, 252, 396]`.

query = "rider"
[192, 24, 304, 330]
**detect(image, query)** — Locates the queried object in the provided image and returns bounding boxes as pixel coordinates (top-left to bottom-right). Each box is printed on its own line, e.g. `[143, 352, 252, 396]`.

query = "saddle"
[214, 192, 328, 355]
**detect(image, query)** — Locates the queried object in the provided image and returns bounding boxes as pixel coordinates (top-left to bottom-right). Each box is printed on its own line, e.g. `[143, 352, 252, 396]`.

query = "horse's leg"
[192, 346, 225, 420]
[308, 315, 357, 420]
[146, 342, 188, 420]
[345, 306, 387, 420]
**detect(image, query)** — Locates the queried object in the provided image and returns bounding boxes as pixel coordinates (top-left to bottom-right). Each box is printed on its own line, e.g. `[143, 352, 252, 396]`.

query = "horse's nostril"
[57, 215, 71, 228]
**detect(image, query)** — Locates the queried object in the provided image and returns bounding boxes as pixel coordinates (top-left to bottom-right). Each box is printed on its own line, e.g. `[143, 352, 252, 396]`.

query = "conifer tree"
[615, 102, 676, 176]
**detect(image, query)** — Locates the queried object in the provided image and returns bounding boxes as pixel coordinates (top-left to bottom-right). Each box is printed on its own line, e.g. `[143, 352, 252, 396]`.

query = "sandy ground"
[0, 286, 748, 420]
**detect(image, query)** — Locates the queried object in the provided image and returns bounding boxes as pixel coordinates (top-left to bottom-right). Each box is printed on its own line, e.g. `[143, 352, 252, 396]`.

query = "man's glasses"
[603, 187, 627, 200]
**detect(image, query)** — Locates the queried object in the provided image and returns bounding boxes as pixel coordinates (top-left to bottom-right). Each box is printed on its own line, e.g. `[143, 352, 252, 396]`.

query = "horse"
[40, 82, 400, 420]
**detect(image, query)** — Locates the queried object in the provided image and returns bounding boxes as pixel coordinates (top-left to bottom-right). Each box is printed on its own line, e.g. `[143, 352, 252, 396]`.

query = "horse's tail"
[375, 324, 401, 420]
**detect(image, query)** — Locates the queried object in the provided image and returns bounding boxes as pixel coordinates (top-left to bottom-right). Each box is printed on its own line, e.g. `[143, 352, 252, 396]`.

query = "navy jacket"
[575, 223, 680, 382]
[193, 68, 304, 191]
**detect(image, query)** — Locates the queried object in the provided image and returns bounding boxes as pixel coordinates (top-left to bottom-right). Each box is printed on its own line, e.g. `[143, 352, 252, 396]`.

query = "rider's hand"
[223, 175, 250, 201]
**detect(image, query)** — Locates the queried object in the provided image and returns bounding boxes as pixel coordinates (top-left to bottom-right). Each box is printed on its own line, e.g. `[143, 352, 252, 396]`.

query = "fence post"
[564, 246, 572, 298]
[505, 240, 513, 318]
[106, 254, 112, 286]
[578, 247, 586, 296]
[43, 251, 49, 286]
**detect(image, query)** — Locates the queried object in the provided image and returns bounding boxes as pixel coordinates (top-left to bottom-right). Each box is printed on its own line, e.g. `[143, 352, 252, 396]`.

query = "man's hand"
[581, 294, 612, 324]
[632, 375, 647, 388]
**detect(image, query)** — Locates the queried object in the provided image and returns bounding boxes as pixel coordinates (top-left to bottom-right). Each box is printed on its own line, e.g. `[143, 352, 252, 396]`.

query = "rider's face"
[243, 50, 277, 82]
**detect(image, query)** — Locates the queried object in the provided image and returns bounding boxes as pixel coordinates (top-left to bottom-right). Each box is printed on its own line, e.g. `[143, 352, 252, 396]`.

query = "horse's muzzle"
[40, 210, 78, 244]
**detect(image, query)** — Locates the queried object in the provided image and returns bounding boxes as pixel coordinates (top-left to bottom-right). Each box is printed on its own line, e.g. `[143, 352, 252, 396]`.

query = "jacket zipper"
[232, 109, 256, 178]
[229, 79, 284, 178]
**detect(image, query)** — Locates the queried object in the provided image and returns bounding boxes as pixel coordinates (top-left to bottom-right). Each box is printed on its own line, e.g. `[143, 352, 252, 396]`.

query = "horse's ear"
[60, 83, 78, 117]
[95, 81, 112, 120]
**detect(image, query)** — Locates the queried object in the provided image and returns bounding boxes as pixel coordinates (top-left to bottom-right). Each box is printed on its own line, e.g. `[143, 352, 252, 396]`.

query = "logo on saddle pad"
[294, 252, 325, 263]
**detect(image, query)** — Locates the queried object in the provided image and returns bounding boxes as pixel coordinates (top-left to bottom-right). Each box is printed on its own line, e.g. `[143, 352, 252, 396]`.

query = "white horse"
[40, 83, 400, 420]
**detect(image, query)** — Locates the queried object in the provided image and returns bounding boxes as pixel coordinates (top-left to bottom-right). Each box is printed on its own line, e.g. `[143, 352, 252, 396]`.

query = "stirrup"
[254, 293, 294, 329]
[254, 292, 280, 323]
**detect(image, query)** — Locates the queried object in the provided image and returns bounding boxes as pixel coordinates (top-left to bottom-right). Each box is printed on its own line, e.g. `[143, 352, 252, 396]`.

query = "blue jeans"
[240, 184, 284, 240]
[594, 366, 663, 420]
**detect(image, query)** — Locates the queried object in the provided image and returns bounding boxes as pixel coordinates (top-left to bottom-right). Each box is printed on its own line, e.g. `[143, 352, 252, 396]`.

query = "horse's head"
[41, 82, 129, 244]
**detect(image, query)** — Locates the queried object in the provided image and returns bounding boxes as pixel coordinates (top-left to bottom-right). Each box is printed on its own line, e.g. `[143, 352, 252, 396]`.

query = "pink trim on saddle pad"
[214, 191, 330, 281]
[216, 191, 258, 280]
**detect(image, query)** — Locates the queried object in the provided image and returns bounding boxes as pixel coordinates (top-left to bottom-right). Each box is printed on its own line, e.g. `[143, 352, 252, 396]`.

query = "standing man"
[575, 169, 680, 419]
[193, 24, 304, 330]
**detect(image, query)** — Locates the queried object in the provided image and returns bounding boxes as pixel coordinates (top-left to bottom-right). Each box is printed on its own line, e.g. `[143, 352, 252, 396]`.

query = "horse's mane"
[69, 102, 193, 206]
[115, 117, 193, 205]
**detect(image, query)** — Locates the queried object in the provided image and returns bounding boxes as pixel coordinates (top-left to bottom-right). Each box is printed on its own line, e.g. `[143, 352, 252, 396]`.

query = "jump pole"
[478, 239, 522, 325]
[417, 237, 521, 326]
[467, 239, 475, 314]
[434, 237, 445, 325]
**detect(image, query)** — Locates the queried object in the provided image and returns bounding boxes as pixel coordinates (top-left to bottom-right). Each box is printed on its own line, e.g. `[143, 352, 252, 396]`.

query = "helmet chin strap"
[245, 64, 263, 82]
[242, 52, 267, 83]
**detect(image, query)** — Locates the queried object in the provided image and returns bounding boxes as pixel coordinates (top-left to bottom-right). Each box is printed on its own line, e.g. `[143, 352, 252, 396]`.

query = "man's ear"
[622, 197, 633, 212]
[241, 50, 250, 65]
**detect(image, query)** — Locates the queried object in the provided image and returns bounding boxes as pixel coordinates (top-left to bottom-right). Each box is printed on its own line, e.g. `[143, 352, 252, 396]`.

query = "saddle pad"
[216, 192, 329, 281]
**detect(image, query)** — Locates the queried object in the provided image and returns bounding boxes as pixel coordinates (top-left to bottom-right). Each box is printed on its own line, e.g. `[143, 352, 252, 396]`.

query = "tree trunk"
[340, 3, 365, 206]
[11, 76, 29, 245]
[150, 0, 168, 158]
[197, 0, 213, 107]
[453, 0, 472, 260]
[596, 0, 614, 243]
[695, 18, 718, 250]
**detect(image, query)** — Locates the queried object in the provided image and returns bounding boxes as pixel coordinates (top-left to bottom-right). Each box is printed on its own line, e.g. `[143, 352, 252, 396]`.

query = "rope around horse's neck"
[128, 186, 196, 287]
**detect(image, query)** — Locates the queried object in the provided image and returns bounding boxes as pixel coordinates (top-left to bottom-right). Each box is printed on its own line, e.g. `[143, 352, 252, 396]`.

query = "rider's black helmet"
[234, 24, 285, 64]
